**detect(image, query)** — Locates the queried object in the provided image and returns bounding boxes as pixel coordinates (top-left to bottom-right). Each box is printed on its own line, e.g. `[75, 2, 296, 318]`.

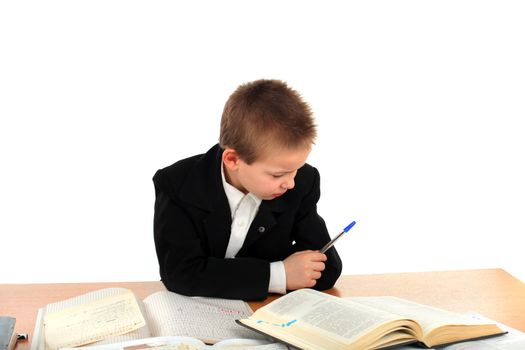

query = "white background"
[1, 1, 524, 284]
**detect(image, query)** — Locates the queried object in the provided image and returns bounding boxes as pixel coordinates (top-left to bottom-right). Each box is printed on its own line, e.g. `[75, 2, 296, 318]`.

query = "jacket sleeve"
[291, 167, 343, 291]
[153, 171, 271, 301]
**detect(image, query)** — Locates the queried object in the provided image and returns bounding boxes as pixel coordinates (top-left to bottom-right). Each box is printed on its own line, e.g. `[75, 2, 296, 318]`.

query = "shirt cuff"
[268, 261, 287, 294]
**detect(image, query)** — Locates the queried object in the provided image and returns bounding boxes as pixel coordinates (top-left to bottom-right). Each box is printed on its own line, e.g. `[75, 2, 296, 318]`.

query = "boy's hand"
[283, 250, 327, 290]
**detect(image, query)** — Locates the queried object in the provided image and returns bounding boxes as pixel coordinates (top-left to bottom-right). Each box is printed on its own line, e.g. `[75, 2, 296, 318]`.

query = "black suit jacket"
[153, 144, 342, 300]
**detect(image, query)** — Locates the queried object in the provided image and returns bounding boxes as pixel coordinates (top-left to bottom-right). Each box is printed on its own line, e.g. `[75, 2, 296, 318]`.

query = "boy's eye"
[271, 174, 284, 178]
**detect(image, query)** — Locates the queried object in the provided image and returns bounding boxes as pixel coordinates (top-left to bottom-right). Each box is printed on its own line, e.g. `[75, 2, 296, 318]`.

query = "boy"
[153, 79, 342, 301]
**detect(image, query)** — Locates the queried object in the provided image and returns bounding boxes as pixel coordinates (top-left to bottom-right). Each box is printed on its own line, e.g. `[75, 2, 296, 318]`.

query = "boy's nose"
[283, 177, 295, 190]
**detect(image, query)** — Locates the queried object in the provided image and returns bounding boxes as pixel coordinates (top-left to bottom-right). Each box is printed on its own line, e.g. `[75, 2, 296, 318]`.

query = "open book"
[236, 289, 506, 350]
[31, 288, 266, 350]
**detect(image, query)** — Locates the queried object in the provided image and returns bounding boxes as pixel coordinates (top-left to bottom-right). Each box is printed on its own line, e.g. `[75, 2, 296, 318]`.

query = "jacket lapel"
[240, 197, 287, 251]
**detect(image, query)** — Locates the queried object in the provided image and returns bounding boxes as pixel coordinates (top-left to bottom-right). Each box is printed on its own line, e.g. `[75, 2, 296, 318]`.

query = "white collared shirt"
[221, 164, 287, 294]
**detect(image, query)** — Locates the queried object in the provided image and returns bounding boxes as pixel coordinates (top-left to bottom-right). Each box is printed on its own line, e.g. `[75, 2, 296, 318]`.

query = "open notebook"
[31, 287, 266, 350]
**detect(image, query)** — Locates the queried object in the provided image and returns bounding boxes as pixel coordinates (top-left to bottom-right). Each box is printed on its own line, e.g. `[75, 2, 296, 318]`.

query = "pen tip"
[344, 221, 356, 232]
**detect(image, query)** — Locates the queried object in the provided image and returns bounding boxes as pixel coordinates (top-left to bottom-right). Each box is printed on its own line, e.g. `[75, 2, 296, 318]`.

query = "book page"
[438, 313, 525, 350]
[142, 291, 265, 344]
[254, 289, 408, 342]
[43, 289, 147, 350]
[372, 312, 524, 350]
[350, 297, 494, 336]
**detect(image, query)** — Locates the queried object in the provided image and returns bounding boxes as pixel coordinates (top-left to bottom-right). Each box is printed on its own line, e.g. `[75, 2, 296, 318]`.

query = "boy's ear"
[222, 148, 241, 170]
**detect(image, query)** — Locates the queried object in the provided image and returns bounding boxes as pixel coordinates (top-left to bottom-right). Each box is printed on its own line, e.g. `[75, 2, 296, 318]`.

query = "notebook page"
[44, 290, 146, 350]
[43, 288, 151, 347]
[44, 288, 130, 312]
[143, 291, 265, 344]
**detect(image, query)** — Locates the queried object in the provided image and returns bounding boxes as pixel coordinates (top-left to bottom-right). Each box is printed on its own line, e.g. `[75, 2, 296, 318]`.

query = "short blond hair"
[219, 79, 317, 164]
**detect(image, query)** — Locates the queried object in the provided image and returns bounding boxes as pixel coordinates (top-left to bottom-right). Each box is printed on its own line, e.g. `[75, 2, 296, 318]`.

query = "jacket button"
[258, 226, 265, 233]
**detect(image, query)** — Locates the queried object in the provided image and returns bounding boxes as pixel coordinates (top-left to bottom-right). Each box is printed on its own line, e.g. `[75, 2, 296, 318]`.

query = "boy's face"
[223, 145, 311, 200]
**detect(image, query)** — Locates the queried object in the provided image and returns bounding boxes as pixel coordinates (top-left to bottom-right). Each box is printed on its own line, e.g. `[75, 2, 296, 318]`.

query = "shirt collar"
[221, 163, 262, 216]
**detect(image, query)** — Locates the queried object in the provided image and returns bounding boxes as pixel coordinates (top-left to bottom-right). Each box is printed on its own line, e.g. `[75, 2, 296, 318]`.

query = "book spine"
[0, 316, 16, 350]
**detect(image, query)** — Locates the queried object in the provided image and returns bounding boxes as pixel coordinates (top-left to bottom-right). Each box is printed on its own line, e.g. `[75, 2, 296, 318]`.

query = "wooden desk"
[1, 268, 524, 350]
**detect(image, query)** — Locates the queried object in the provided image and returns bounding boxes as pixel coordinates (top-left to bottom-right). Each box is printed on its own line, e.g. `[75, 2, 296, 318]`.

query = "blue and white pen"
[320, 221, 356, 253]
